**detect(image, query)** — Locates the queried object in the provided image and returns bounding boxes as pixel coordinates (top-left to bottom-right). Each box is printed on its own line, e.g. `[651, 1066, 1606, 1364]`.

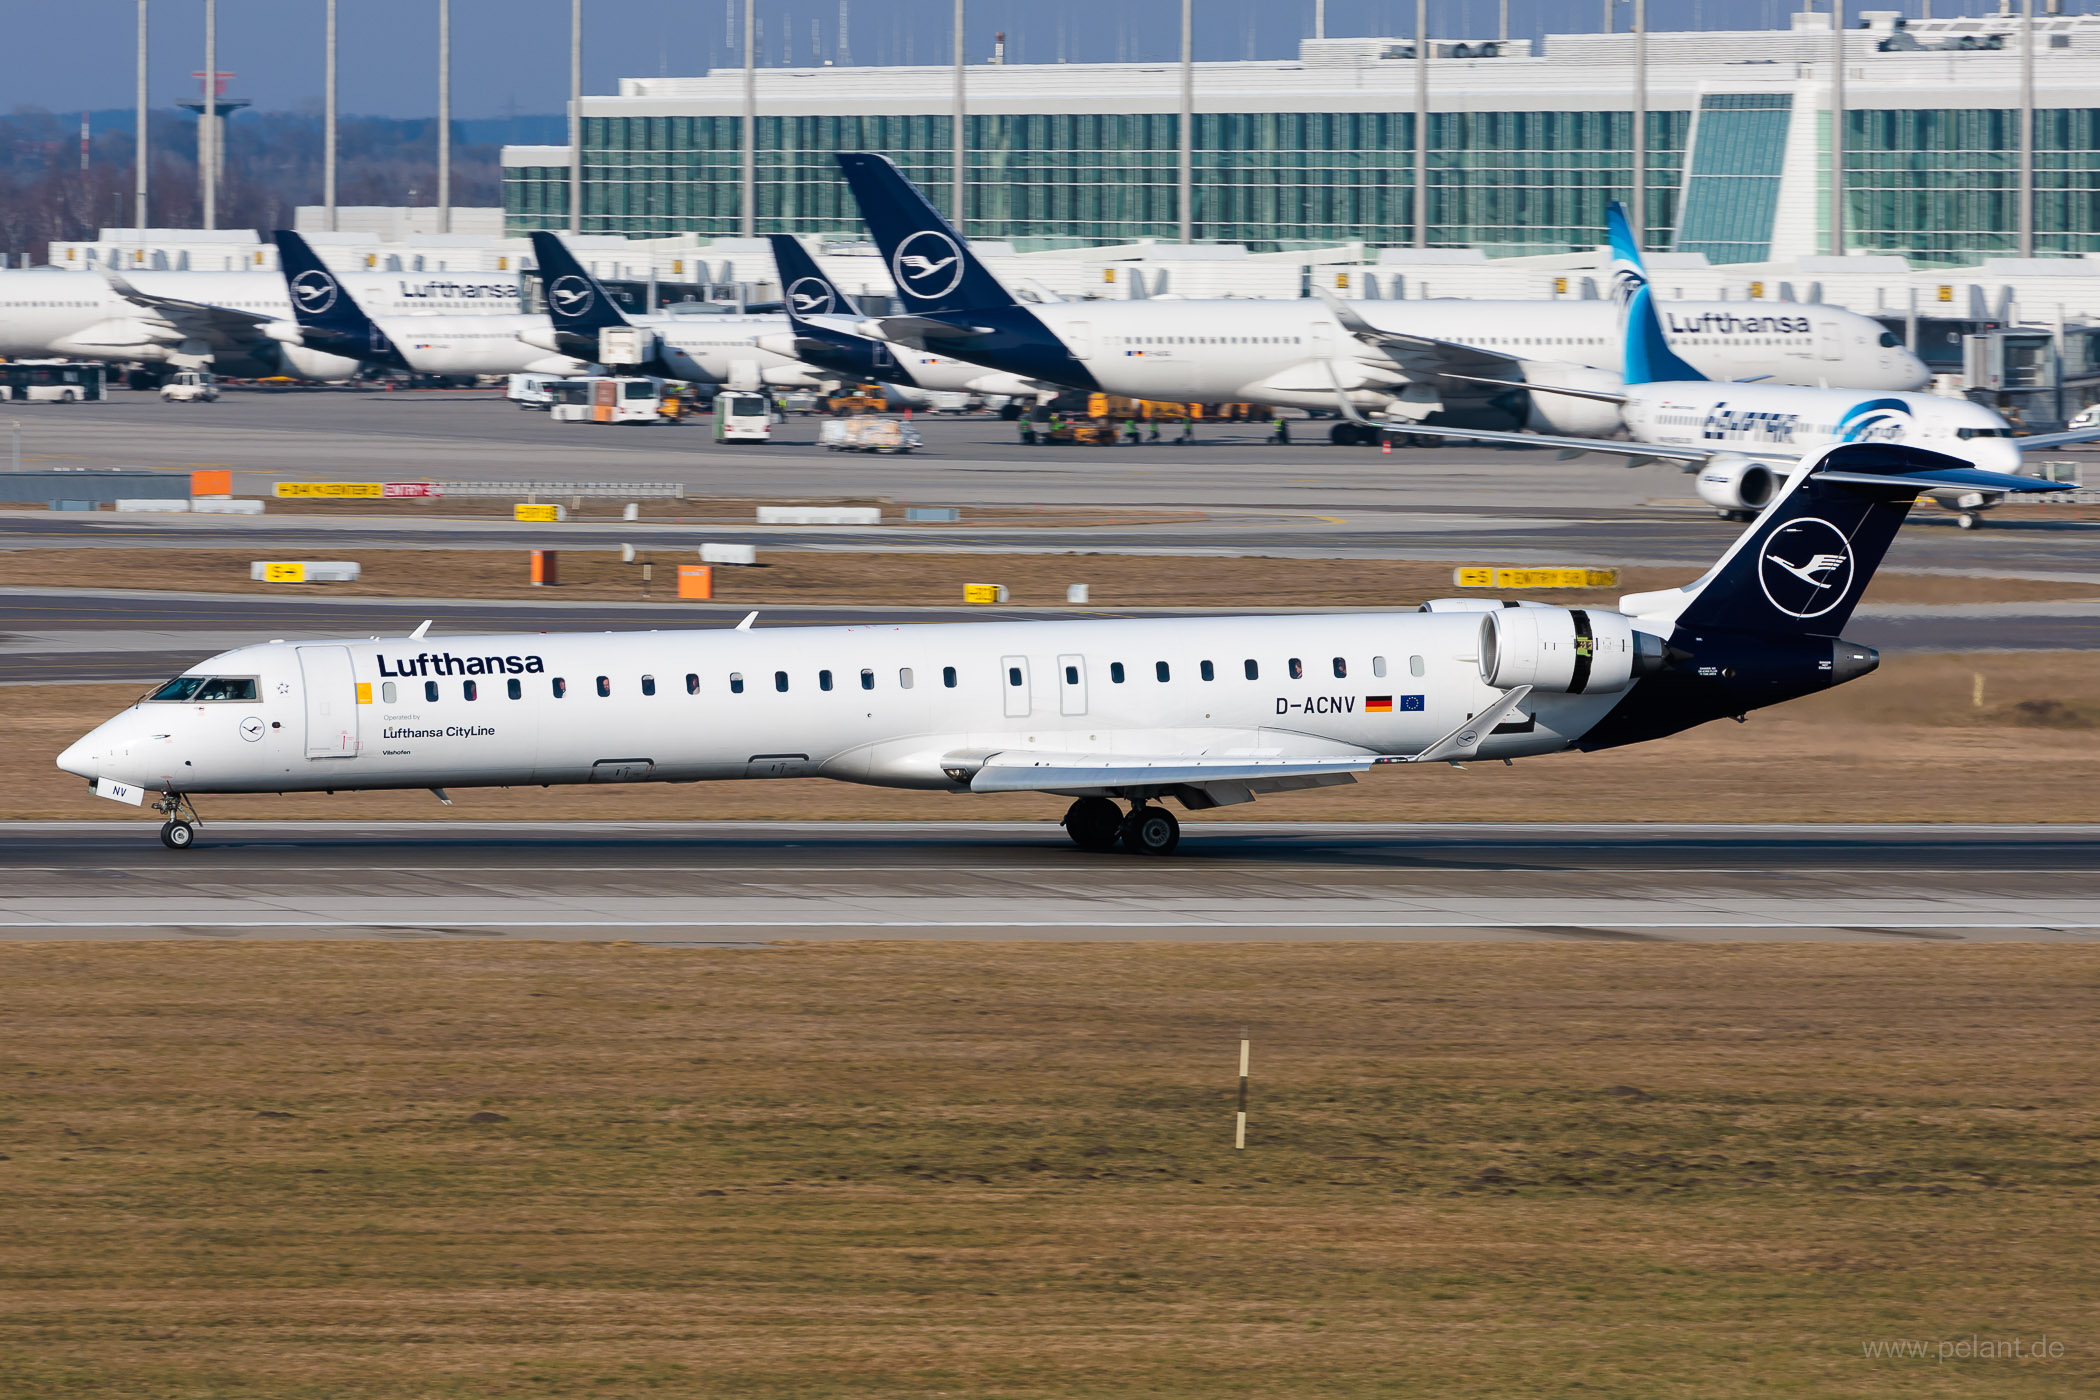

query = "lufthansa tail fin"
[1605, 202, 1703, 386]
[527, 232, 632, 347]
[1627, 442, 2065, 637]
[767, 235, 856, 323]
[271, 230, 400, 364]
[835, 153, 1016, 314]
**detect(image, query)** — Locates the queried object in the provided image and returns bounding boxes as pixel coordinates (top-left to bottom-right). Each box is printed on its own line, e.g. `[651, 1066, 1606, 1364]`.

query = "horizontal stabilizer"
[1818, 466, 2073, 496]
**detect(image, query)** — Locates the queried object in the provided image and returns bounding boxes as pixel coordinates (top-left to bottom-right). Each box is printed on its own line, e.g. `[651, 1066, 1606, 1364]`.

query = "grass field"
[1, 940, 2092, 1397]
[19, 652, 2100, 823]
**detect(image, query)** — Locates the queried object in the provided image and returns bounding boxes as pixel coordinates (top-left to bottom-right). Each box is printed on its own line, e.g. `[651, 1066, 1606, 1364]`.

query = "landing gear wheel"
[1121, 805, 1181, 857]
[1063, 797, 1123, 852]
[1329, 422, 1364, 446]
[1956, 511, 1981, 530]
[160, 820, 196, 851]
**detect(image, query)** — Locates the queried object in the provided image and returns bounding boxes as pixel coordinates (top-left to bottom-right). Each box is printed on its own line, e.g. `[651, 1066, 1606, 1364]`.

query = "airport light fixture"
[324, 0, 337, 231]
[134, 0, 147, 234]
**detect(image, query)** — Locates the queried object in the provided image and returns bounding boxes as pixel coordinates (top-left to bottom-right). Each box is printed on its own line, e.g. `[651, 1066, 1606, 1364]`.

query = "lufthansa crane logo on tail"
[1758, 517, 1855, 620]
[786, 277, 836, 316]
[548, 274, 595, 318]
[290, 268, 338, 314]
[891, 230, 964, 301]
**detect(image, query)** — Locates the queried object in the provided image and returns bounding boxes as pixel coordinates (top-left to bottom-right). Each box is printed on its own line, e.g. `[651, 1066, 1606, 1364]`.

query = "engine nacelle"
[1518, 362, 1625, 437]
[1479, 606, 1663, 695]
[273, 343, 366, 382]
[1694, 454, 1781, 514]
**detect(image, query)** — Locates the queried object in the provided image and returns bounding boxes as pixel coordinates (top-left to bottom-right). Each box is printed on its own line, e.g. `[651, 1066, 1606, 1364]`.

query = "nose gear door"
[297, 645, 360, 758]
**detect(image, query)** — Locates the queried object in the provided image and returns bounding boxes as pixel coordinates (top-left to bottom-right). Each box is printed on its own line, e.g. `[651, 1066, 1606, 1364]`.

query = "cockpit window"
[1955, 427, 2013, 439]
[148, 676, 257, 701]
[1877, 331, 1902, 348]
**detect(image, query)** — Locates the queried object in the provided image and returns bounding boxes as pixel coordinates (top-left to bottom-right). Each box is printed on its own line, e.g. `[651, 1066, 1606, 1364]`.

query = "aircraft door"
[1001, 655, 1032, 718]
[1311, 317, 1334, 358]
[1817, 320, 1843, 361]
[871, 339, 895, 372]
[296, 645, 360, 759]
[1064, 321, 1093, 359]
[1057, 654, 1088, 716]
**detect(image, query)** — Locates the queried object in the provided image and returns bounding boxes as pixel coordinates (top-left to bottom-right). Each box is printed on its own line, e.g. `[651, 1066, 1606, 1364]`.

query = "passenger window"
[424, 680, 439, 702]
[775, 671, 789, 692]
[1333, 657, 1347, 679]
[819, 669, 833, 692]
[1372, 656, 1387, 678]
[1200, 660, 1214, 681]
[1409, 655, 1425, 677]
[596, 676, 611, 697]
[1155, 661, 1170, 682]
[553, 677, 567, 698]
[1244, 659, 1258, 680]
[862, 668, 876, 690]
[1008, 666, 1023, 687]
[464, 680, 478, 701]
[1065, 664, 1080, 685]
[1289, 658, 1304, 680]
[686, 673, 700, 694]
[941, 666, 956, 688]
[381, 681, 397, 703]
[1111, 662, 1126, 684]
[508, 678, 522, 700]
[641, 675, 656, 696]
[899, 667, 914, 689]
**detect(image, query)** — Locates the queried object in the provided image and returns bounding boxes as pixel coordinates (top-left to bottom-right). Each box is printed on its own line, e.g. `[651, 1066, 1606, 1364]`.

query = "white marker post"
[1234, 1031, 1250, 1150]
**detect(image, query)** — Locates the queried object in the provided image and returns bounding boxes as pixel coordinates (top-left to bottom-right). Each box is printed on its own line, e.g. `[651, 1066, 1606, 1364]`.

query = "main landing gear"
[153, 792, 202, 851]
[1329, 422, 1381, 447]
[1062, 797, 1182, 856]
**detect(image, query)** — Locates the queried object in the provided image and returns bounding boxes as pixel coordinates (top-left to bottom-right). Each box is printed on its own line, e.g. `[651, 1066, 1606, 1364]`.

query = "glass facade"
[1847, 107, 2100, 263]
[1675, 94, 1794, 263]
[508, 108, 1687, 253]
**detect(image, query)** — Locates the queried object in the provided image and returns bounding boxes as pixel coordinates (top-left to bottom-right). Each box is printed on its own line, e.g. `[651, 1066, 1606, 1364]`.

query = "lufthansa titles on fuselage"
[375, 650, 546, 678]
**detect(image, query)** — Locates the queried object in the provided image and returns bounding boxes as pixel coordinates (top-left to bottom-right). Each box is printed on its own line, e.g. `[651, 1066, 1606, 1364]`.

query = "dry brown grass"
[0, 940, 2093, 1398]
[0, 546, 2087, 609]
[17, 652, 2100, 823]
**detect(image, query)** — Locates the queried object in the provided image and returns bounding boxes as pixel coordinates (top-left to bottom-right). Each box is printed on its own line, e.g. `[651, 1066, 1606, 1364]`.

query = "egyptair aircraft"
[1389, 204, 2100, 526]
[58, 442, 2062, 853]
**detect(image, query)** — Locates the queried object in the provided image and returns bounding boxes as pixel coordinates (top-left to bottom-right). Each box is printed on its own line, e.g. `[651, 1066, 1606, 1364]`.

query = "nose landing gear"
[1061, 798, 1182, 856]
[153, 792, 202, 851]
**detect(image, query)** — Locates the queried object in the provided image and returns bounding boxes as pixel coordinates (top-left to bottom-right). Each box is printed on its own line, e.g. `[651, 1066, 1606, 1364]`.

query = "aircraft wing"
[961, 687, 1537, 796]
[1391, 421, 1796, 466]
[2010, 426, 2100, 452]
[1316, 288, 1518, 381]
[102, 270, 281, 351]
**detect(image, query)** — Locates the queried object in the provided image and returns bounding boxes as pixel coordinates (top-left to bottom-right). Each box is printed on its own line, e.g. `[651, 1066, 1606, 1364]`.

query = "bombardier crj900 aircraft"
[829, 154, 1926, 443]
[1395, 205, 2100, 524]
[60, 442, 2061, 853]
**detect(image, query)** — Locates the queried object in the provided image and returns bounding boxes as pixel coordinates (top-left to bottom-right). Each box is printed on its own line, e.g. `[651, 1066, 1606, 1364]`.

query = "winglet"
[409, 620, 432, 640]
[735, 611, 758, 631]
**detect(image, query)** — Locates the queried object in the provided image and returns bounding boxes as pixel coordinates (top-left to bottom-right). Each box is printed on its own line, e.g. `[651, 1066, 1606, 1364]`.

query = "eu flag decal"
[1400, 695, 1426, 712]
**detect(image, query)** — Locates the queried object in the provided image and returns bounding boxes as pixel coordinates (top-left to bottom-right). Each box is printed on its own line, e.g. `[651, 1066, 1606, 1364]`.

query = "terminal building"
[500, 11, 2100, 266]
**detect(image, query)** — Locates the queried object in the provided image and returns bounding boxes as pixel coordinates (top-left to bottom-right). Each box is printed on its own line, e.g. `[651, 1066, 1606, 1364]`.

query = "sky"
[0, 0, 2047, 121]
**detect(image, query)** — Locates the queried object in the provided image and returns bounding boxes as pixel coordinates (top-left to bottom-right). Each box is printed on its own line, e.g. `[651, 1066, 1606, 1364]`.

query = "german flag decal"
[1365, 696, 1393, 713]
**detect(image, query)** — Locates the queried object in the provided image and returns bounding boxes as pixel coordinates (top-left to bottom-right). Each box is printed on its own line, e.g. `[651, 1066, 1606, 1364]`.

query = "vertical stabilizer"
[1605, 201, 1704, 386]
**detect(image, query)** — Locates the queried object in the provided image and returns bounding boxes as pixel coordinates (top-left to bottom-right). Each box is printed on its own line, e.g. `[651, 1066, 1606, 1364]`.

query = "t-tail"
[1580, 441, 2067, 749]
[527, 231, 631, 358]
[270, 230, 406, 369]
[1605, 201, 1704, 387]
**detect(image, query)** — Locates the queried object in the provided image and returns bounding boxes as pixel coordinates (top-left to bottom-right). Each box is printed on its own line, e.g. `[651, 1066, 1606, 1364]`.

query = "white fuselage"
[642, 313, 833, 388]
[1623, 383, 2021, 471]
[1005, 298, 1925, 405]
[57, 613, 1617, 799]
[377, 311, 586, 376]
[0, 268, 522, 357]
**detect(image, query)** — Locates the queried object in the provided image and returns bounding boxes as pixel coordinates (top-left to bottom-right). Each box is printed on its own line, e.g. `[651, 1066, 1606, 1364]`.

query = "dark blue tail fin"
[1605, 201, 1704, 386]
[766, 233, 909, 384]
[271, 231, 403, 367]
[769, 235, 853, 320]
[835, 153, 1016, 314]
[1661, 443, 2061, 636]
[527, 232, 631, 349]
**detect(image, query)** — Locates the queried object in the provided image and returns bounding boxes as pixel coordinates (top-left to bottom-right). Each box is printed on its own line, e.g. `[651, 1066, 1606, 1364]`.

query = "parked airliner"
[57, 441, 2060, 853]
[831, 154, 1927, 443]
[272, 232, 589, 379]
[0, 263, 521, 382]
[1394, 204, 2100, 523]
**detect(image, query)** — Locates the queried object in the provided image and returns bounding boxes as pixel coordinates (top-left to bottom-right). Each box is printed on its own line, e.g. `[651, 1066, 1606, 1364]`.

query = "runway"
[4, 821, 2095, 942]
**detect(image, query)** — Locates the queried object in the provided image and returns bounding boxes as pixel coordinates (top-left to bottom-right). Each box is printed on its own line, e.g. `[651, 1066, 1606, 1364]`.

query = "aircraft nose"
[56, 732, 100, 779]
